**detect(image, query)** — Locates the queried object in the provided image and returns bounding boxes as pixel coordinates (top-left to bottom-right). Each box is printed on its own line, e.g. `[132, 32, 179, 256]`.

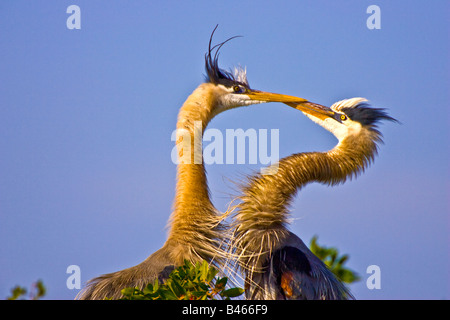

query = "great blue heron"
[77, 26, 312, 300]
[230, 98, 397, 299]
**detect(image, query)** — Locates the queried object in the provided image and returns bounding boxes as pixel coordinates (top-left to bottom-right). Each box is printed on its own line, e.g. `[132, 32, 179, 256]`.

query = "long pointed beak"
[246, 90, 309, 103]
[247, 89, 335, 120]
[285, 101, 336, 120]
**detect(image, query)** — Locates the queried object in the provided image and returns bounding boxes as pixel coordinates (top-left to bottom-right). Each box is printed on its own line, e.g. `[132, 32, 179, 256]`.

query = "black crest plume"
[204, 25, 249, 88]
[342, 104, 398, 127]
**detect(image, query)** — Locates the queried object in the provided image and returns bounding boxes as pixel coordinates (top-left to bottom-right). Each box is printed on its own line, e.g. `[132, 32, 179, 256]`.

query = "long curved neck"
[166, 84, 224, 264]
[233, 130, 379, 263]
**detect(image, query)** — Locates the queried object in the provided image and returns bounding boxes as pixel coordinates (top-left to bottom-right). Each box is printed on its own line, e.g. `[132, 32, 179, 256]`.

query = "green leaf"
[153, 279, 159, 291]
[198, 282, 210, 291]
[143, 284, 154, 295]
[206, 266, 218, 283]
[120, 287, 137, 298]
[7, 286, 27, 300]
[336, 254, 349, 267]
[199, 260, 209, 282]
[222, 287, 244, 298]
[160, 290, 178, 300]
[33, 280, 46, 300]
[191, 290, 208, 297]
[168, 279, 186, 298]
[215, 277, 228, 290]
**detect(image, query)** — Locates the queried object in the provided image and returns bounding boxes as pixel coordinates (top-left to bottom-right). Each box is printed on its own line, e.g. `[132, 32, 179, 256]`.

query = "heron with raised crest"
[77, 26, 314, 300]
[230, 98, 397, 299]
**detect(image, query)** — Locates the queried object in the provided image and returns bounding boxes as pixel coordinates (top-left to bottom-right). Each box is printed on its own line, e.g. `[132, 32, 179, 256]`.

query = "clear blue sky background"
[0, 1, 448, 300]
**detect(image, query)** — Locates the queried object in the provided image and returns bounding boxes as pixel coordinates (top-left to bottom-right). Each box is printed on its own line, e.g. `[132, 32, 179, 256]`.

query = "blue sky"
[0, 1, 448, 299]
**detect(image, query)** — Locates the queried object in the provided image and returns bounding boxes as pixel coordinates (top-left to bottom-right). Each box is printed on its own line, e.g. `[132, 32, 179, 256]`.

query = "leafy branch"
[7, 280, 46, 300]
[309, 235, 360, 284]
[119, 260, 244, 300]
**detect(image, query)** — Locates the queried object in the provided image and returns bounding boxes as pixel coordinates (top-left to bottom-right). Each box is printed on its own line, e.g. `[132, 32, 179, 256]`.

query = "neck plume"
[231, 129, 381, 272]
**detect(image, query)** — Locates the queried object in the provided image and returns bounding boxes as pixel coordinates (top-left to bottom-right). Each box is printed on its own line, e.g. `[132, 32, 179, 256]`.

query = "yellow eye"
[233, 85, 243, 93]
[340, 114, 347, 121]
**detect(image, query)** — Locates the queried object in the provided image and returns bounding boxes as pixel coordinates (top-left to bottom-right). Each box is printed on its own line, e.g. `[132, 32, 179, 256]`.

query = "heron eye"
[233, 85, 243, 93]
[340, 114, 348, 121]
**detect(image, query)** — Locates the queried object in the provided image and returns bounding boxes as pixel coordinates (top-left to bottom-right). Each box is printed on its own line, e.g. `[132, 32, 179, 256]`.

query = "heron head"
[287, 98, 397, 141]
[204, 27, 310, 115]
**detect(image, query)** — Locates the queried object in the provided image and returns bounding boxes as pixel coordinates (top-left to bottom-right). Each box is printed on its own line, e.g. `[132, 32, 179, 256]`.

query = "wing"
[272, 246, 317, 299]
[272, 246, 352, 300]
